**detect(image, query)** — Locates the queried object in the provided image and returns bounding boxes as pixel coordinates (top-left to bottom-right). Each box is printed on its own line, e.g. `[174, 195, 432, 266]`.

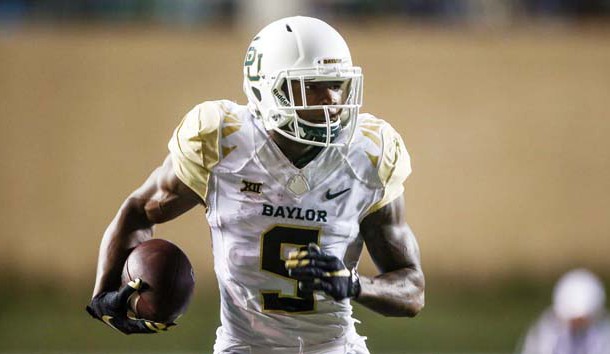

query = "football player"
[519, 269, 610, 354]
[87, 16, 425, 354]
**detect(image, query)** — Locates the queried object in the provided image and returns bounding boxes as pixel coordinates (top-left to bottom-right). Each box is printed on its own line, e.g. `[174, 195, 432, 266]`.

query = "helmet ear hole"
[251, 87, 262, 101]
[280, 80, 288, 96]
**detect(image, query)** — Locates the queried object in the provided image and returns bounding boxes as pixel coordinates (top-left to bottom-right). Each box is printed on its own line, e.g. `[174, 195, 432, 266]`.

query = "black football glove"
[86, 278, 174, 334]
[285, 243, 361, 302]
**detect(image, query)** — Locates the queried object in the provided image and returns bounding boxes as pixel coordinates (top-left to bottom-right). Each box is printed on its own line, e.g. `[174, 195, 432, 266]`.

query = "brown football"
[121, 238, 195, 323]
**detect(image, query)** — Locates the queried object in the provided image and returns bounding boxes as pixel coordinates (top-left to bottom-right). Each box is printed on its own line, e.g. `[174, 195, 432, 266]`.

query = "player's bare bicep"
[130, 155, 202, 224]
[360, 196, 421, 273]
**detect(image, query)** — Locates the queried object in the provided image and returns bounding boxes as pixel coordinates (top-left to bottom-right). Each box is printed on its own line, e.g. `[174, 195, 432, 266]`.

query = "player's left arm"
[355, 195, 424, 317]
[285, 195, 424, 317]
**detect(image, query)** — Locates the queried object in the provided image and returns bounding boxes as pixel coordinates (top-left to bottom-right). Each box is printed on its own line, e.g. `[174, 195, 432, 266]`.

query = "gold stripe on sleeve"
[168, 101, 222, 202]
[365, 124, 412, 215]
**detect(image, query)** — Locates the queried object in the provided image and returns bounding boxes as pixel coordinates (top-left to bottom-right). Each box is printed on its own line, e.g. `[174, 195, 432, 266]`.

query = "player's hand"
[86, 278, 174, 334]
[285, 243, 361, 301]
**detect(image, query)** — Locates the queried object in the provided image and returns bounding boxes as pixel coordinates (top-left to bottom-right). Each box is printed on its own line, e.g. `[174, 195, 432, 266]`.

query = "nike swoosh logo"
[325, 188, 351, 200]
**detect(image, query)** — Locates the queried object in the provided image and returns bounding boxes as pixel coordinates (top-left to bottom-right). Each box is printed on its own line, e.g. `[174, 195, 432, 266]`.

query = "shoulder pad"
[347, 113, 412, 213]
[167, 101, 224, 201]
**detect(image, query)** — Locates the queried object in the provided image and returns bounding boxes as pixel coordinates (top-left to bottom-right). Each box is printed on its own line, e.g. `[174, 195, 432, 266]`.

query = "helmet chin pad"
[281, 116, 342, 144]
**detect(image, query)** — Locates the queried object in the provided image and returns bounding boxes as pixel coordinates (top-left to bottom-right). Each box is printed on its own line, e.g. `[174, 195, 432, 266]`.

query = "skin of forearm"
[92, 198, 154, 297]
[355, 267, 425, 317]
[357, 197, 425, 317]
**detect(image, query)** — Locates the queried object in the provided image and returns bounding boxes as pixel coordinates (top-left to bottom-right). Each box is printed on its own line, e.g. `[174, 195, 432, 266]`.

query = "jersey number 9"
[260, 225, 320, 313]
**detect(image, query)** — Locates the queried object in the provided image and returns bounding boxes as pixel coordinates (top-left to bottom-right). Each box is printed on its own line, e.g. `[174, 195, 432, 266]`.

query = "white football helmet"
[553, 269, 606, 321]
[243, 16, 363, 147]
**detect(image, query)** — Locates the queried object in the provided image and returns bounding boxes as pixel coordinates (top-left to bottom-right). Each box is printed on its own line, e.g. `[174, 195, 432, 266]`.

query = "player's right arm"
[89, 101, 221, 333]
[88, 155, 202, 333]
[93, 155, 201, 296]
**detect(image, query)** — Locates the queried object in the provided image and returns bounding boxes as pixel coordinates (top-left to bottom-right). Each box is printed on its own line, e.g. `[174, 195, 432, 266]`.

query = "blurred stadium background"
[1, 0, 610, 353]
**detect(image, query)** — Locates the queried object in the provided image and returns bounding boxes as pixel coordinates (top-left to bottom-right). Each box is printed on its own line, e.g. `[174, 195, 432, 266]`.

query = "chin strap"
[280, 118, 342, 144]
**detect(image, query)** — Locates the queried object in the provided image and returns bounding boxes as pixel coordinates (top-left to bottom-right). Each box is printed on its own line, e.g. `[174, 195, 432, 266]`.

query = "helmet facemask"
[267, 67, 363, 147]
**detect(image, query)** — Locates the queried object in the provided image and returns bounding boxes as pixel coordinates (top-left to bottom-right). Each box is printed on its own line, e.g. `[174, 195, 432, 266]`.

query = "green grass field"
[0, 275, 562, 354]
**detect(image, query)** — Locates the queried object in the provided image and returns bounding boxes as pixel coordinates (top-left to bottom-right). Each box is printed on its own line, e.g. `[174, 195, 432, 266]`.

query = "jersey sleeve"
[366, 123, 412, 215]
[167, 101, 222, 202]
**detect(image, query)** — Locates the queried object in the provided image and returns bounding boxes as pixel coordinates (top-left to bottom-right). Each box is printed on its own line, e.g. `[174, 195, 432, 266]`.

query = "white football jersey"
[168, 100, 411, 354]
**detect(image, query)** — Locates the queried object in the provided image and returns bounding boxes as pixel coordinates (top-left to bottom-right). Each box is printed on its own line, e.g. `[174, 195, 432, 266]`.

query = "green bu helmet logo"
[244, 46, 263, 82]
